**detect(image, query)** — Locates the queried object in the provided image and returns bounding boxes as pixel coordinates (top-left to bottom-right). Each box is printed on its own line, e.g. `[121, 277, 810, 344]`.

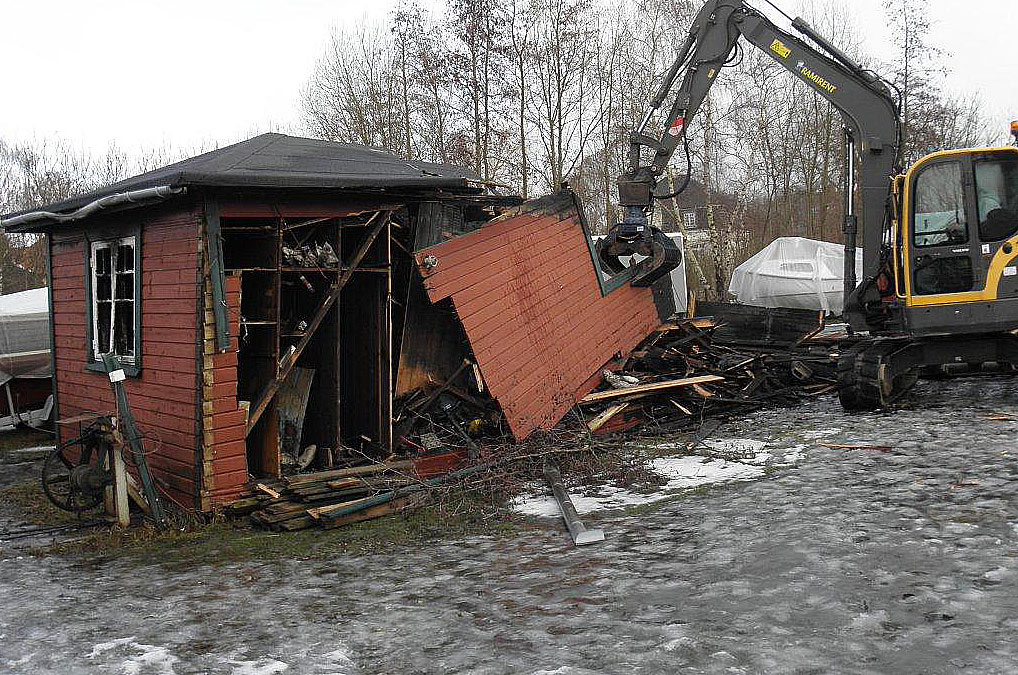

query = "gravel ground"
[1, 376, 1017, 674]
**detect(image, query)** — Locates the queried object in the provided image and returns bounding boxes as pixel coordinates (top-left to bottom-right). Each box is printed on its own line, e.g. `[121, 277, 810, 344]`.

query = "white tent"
[728, 237, 862, 314]
[0, 287, 51, 386]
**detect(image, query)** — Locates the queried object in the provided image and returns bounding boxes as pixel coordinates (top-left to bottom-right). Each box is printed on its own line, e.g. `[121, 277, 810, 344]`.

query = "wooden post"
[111, 445, 130, 526]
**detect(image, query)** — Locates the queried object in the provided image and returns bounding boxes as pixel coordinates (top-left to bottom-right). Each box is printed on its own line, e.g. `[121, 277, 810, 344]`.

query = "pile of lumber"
[225, 460, 418, 531]
[577, 311, 838, 435]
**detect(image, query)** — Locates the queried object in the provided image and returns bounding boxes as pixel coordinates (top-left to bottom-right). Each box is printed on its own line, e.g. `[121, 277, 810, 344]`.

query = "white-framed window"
[683, 210, 697, 229]
[90, 236, 138, 364]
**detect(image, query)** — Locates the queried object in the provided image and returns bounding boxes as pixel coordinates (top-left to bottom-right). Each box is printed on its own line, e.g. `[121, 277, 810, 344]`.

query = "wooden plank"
[277, 367, 315, 458]
[204, 198, 231, 352]
[580, 375, 724, 403]
[691, 383, 715, 398]
[256, 483, 282, 499]
[315, 496, 414, 529]
[585, 402, 630, 433]
[285, 460, 414, 484]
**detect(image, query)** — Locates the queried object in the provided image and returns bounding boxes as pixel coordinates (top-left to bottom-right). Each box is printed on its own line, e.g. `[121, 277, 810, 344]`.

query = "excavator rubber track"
[837, 338, 919, 410]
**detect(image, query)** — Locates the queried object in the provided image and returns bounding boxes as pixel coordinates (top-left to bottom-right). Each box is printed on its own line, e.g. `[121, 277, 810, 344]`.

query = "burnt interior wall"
[209, 193, 509, 481]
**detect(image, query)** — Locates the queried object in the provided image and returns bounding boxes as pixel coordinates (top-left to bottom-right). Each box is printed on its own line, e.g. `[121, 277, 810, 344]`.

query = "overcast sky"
[1, 0, 1014, 157]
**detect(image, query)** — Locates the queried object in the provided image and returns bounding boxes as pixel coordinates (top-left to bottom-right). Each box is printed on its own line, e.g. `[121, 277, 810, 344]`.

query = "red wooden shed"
[2, 134, 672, 512]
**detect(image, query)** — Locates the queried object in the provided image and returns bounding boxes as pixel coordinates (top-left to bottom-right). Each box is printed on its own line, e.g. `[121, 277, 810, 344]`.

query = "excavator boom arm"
[615, 0, 900, 317]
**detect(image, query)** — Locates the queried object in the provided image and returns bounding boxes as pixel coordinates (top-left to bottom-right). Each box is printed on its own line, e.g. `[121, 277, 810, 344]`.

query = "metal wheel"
[41, 421, 112, 513]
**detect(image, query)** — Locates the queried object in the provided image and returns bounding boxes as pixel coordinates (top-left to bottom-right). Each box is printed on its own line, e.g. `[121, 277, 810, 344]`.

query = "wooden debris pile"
[390, 359, 509, 464]
[225, 460, 422, 531]
[577, 311, 839, 435]
[229, 302, 847, 533]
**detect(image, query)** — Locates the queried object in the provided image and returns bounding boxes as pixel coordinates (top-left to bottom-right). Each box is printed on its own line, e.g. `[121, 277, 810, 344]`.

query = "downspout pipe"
[1, 185, 185, 230]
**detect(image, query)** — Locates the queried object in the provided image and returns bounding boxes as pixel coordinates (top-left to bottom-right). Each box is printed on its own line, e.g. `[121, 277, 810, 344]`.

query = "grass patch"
[1, 479, 82, 527]
[28, 485, 533, 564]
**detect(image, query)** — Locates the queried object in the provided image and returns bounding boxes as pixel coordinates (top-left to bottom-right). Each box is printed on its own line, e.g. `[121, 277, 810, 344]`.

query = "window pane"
[115, 272, 134, 300]
[914, 163, 967, 247]
[914, 256, 973, 295]
[113, 301, 134, 357]
[975, 160, 1018, 241]
[95, 246, 112, 275]
[116, 242, 134, 273]
[96, 273, 112, 301]
[97, 301, 112, 354]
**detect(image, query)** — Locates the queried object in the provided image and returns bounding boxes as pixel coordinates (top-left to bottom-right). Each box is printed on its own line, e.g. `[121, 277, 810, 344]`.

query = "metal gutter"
[1, 185, 185, 230]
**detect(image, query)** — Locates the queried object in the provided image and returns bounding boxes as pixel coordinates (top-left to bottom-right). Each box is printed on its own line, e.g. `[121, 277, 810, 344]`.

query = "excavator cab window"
[913, 162, 968, 248]
[975, 158, 1018, 241]
[911, 161, 975, 296]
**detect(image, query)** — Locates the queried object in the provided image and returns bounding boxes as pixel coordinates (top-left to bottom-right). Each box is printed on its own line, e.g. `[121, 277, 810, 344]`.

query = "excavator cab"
[839, 145, 1018, 410]
[893, 146, 1018, 336]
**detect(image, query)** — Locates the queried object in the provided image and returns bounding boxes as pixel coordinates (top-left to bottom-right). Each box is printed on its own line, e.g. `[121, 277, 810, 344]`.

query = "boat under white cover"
[729, 237, 862, 314]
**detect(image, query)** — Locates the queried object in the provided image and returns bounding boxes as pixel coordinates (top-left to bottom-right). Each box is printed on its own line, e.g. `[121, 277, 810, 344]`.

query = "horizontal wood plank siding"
[415, 192, 661, 440]
[203, 273, 248, 506]
[50, 204, 201, 508]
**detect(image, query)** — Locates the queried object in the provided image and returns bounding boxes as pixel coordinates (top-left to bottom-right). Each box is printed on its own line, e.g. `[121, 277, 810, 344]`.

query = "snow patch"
[849, 610, 889, 632]
[87, 638, 179, 675]
[513, 455, 765, 516]
[983, 567, 1014, 583]
[123, 645, 179, 675]
[229, 658, 290, 674]
[781, 444, 809, 463]
[703, 438, 766, 456]
[323, 648, 356, 667]
[88, 636, 136, 658]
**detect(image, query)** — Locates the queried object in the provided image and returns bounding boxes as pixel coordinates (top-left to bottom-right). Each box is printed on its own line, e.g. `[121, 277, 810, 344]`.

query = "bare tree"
[302, 22, 407, 152]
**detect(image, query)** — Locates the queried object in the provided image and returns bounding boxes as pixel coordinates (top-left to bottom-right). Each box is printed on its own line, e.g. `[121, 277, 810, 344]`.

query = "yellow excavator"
[598, 0, 1018, 409]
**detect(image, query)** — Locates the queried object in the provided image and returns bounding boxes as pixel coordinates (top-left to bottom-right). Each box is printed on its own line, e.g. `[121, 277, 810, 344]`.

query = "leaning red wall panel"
[415, 192, 662, 440]
[50, 203, 201, 508]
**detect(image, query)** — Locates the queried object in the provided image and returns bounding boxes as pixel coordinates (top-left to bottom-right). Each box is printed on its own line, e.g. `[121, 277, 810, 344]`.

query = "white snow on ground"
[781, 444, 809, 464]
[703, 438, 767, 456]
[88, 637, 136, 658]
[320, 648, 357, 674]
[87, 637, 179, 674]
[123, 645, 179, 675]
[228, 658, 290, 674]
[513, 434, 824, 517]
[513, 454, 766, 517]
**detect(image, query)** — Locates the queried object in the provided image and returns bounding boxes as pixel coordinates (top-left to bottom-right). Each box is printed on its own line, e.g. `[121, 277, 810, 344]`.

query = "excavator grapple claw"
[596, 224, 682, 287]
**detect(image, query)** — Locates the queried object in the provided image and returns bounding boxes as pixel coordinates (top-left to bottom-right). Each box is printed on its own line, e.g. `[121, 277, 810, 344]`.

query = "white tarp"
[728, 237, 862, 314]
[0, 287, 51, 386]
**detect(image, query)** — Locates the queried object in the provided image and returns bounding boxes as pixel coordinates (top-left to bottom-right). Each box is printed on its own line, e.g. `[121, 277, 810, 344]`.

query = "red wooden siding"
[415, 192, 662, 439]
[204, 275, 248, 505]
[51, 205, 201, 508]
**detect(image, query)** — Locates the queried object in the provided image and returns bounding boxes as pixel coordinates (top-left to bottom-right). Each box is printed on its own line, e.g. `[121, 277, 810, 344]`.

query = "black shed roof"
[3, 133, 480, 229]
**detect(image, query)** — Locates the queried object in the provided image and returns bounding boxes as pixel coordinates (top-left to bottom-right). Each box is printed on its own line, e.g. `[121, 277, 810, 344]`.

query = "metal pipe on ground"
[543, 463, 605, 546]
